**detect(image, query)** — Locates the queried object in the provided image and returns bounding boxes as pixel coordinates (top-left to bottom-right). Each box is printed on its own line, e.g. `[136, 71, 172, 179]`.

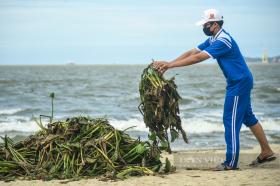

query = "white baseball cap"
[196, 9, 223, 26]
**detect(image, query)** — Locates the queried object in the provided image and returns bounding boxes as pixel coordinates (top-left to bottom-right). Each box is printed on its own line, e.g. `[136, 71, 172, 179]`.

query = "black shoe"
[249, 154, 277, 166]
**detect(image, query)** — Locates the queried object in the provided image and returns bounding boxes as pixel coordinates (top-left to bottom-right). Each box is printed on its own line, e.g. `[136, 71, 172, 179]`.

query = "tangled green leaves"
[0, 116, 170, 181]
[139, 64, 188, 153]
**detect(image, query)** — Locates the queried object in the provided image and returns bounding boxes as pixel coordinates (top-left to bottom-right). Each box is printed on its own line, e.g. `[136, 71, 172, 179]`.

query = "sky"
[0, 0, 279, 64]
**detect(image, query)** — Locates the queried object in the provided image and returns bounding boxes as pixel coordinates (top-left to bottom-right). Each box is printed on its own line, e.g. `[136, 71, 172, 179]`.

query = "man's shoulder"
[217, 30, 232, 43]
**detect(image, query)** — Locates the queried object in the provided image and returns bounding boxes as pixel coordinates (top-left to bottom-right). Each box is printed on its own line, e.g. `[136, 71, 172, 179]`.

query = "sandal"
[249, 153, 277, 166]
[213, 163, 239, 171]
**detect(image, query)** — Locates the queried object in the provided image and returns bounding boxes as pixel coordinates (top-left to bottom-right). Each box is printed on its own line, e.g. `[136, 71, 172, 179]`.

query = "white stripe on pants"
[230, 96, 238, 167]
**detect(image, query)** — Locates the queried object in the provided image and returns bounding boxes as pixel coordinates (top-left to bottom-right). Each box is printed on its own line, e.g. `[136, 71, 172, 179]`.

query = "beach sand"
[1, 144, 279, 186]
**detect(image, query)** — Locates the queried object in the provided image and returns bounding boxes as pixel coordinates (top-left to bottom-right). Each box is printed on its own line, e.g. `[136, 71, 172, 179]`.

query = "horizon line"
[0, 62, 277, 66]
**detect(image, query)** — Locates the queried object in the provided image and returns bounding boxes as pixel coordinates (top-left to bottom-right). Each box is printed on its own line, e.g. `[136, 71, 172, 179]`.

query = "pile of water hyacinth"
[0, 116, 172, 181]
[139, 64, 188, 153]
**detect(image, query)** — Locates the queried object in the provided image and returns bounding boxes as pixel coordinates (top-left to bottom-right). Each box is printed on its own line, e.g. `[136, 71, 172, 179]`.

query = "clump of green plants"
[0, 117, 168, 181]
[0, 93, 172, 181]
[139, 64, 188, 153]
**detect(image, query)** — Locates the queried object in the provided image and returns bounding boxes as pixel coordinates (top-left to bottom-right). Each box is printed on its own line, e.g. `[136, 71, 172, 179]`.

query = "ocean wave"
[0, 116, 279, 135]
[0, 120, 40, 133]
[0, 108, 25, 115]
[109, 118, 148, 132]
[0, 79, 17, 84]
[98, 117, 280, 134]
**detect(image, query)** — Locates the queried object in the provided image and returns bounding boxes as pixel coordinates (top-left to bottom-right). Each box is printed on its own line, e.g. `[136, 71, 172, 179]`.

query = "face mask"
[203, 23, 214, 36]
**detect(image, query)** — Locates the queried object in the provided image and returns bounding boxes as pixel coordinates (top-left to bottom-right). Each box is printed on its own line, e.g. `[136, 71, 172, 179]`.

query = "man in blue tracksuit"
[153, 9, 276, 170]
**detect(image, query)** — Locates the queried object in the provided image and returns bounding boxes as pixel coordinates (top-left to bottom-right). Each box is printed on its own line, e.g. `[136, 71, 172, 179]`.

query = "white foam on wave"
[182, 118, 224, 133]
[0, 116, 279, 134]
[109, 118, 148, 132]
[109, 117, 280, 133]
[0, 108, 24, 115]
[258, 117, 280, 131]
[0, 116, 40, 133]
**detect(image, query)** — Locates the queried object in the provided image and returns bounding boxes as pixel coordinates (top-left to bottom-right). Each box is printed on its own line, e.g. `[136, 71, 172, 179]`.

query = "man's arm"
[169, 51, 210, 68]
[154, 51, 210, 74]
[173, 48, 201, 61]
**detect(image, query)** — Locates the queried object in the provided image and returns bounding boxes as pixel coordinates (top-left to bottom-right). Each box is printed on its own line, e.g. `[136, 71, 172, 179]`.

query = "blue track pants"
[223, 92, 258, 168]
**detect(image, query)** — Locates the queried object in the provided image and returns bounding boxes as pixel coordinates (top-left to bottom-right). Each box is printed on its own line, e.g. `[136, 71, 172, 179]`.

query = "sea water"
[0, 64, 279, 150]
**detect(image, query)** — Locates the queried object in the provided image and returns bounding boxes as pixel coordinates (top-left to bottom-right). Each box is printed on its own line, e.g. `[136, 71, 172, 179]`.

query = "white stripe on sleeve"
[217, 38, 232, 48]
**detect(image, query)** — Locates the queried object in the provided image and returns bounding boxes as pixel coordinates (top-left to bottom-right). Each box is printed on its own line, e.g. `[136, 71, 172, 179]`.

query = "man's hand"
[153, 61, 170, 74]
[152, 49, 209, 74]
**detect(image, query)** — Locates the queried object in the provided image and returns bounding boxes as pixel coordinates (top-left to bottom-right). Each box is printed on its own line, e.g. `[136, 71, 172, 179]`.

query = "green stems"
[139, 64, 188, 154]
[49, 92, 55, 123]
[0, 116, 168, 181]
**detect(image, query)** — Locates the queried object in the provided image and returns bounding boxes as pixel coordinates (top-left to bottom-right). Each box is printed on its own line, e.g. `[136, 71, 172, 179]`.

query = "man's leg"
[243, 93, 274, 159]
[249, 122, 274, 158]
[223, 95, 246, 168]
